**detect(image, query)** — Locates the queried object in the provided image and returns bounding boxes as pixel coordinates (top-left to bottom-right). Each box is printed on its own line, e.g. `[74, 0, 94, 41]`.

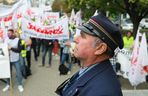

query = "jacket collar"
[76, 59, 111, 87]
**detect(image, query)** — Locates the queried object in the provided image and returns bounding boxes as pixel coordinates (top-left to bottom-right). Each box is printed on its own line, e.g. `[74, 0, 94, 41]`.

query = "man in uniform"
[56, 12, 123, 96]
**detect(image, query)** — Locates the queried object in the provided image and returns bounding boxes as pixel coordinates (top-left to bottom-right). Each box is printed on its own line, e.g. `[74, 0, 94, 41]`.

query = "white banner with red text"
[22, 17, 69, 40]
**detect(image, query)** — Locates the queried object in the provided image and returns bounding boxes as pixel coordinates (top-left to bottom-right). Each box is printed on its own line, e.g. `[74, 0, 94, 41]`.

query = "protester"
[59, 31, 74, 74]
[56, 12, 123, 96]
[53, 39, 59, 56]
[59, 40, 64, 64]
[31, 37, 38, 61]
[36, 38, 43, 57]
[20, 33, 32, 77]
[2, 29, 24, 92]
[123, 31, 134, 50]
[59, 39, 72, 73]
[19, 37, 27, 79]
[41, 39, 54, 67]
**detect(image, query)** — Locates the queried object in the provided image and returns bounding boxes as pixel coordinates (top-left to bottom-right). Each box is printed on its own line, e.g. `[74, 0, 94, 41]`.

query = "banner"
[0, 0, 24, 17]
[41, 12, 59, 26]
[0, 0, 27, 30]
[45, 12, 59, 22]
[0, 43, 10, 78]
[22, 17, 69, 40]
[0, 28, 4, 39]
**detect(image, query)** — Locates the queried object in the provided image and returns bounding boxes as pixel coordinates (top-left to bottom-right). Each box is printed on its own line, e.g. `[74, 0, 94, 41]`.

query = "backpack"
[58, 64, 69, 75]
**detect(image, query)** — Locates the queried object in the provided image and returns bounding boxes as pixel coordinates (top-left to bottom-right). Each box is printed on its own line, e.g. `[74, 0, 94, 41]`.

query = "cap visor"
[77, 26, 95, 36]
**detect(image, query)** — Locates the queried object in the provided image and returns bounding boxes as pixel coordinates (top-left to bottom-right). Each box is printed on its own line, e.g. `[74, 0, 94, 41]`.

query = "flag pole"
[133, 85, 137, 96]
[134, 85, 137, 90]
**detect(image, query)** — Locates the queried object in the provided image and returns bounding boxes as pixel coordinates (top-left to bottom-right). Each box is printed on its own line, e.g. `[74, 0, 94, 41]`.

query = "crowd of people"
[1, 26, 80, 93]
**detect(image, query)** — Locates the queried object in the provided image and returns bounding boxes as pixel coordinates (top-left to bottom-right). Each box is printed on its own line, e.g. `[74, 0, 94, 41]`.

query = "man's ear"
[94, 43, 107, 55]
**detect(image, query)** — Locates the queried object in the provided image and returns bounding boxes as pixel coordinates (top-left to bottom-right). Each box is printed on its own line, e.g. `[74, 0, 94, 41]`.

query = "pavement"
[0, 53, 148, 96]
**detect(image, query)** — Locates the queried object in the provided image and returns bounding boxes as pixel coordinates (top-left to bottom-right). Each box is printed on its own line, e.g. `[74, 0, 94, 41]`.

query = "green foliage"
[52, 0, 148, 37]
[58, 0, 127, 19]
[129, 0, 148, 5]
[140, 28, 148, 39]
[2, 0, 16, 5]
[52, 0, 148, 18]
[52, 0, 62, 12]
[140, 29, 148, 33]
[52, 0, 70, 13]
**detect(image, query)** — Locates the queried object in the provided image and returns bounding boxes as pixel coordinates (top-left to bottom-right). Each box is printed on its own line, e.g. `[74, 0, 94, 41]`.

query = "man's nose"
[74, 36, 80, 43]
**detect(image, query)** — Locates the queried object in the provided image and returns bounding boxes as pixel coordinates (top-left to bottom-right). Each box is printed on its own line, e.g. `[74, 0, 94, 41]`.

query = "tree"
[61, 0, 148, 38]
[52, 0, 70, 15]
[110, 0, 148, 37]
[66, 0, 109, 20]
[1, 0, 16, 5]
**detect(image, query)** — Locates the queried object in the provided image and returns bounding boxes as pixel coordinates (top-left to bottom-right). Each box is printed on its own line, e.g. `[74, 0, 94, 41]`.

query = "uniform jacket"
[61, 60, 123, 96]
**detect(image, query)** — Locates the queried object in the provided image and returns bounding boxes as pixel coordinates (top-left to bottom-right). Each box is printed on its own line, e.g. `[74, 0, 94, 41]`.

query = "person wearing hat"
[55, 12, 123, 96]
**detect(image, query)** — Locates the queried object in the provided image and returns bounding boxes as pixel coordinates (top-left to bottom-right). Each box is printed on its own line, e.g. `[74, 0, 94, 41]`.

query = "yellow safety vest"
[21, 40, 27, 57]
[123, 36, 134, 50]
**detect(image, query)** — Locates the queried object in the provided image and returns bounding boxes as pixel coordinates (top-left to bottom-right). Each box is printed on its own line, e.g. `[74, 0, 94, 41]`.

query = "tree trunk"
[132, 19, 141, 39]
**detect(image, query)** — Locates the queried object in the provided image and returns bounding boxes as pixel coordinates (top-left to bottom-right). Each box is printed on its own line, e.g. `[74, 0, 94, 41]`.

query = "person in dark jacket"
[31, 37, 38, 61]
[56, 12, 123, 96]
[41, 39, 54, 67]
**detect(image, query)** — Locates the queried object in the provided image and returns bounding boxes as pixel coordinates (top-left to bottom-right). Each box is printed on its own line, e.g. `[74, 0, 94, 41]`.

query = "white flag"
[69, 9, 75, 25]
[139, 33, 148, 66]
[0, 0, 24, 17]
[75, 10, 82, 27]
[128, 32, 148, 86]
[75, 10, 82, 37]
[131, 31, 140, 65]
[93, 10, 98, 16]
[128, 31, 140, 86]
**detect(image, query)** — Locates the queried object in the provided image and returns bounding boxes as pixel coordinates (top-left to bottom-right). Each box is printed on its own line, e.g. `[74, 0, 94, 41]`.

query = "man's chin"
[73, 53, 77, 58]
[74, 54, 81, 60]
[74, 53, 78, 58]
